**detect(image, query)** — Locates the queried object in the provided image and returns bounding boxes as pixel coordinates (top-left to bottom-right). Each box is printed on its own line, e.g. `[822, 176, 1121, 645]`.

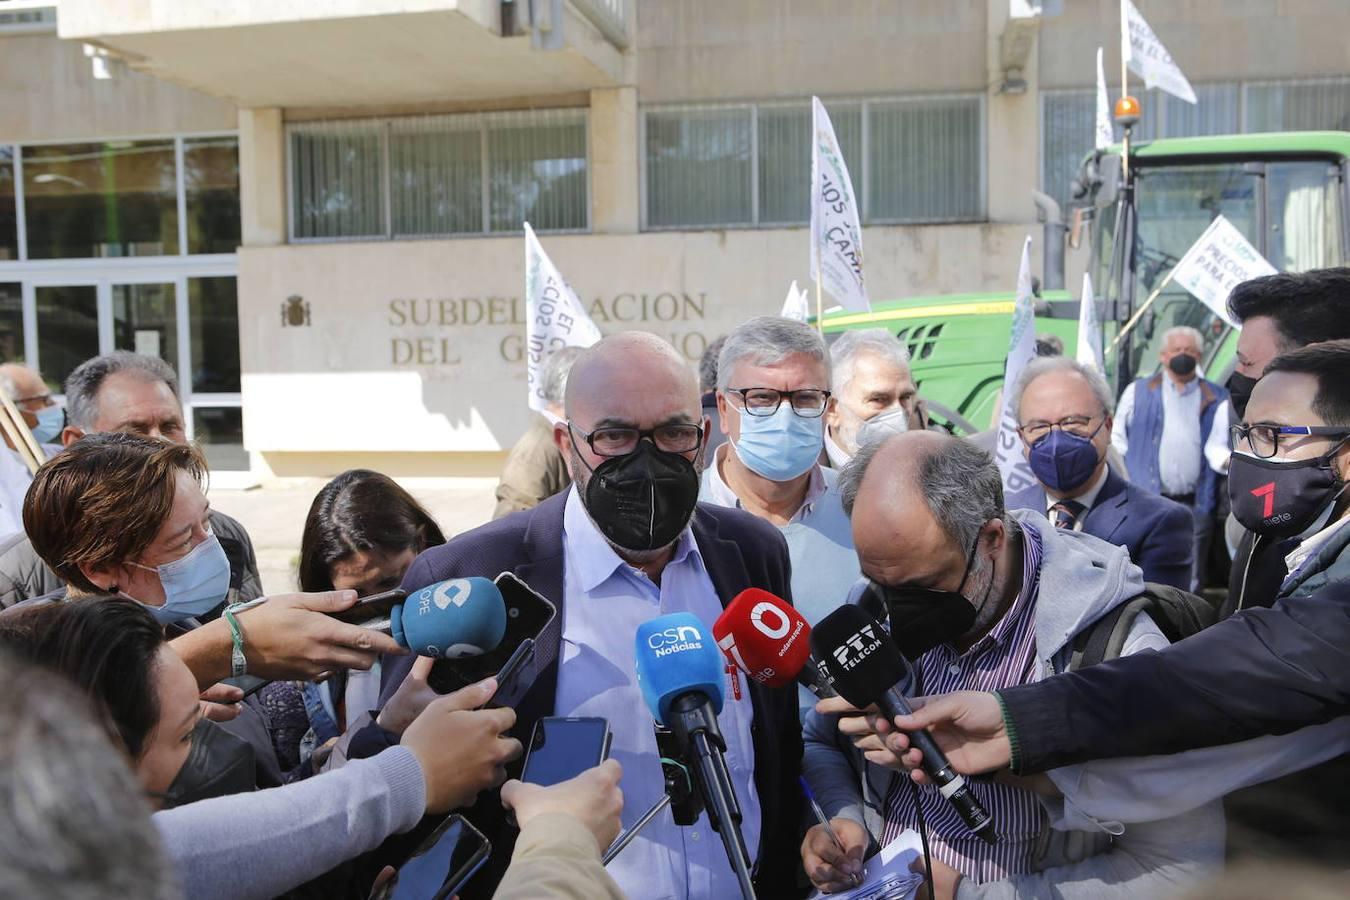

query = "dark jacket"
[999, 516, 1350, 774]
[1221, 527, 1300, 619]
[1080, 469, 1194, 590]
[1122, 373, 1227, 515]
[377, 491, 806, 900]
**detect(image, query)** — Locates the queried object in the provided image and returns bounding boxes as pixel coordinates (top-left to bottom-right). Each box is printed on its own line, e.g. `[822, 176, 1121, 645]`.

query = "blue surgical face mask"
[31, 404, 65, 445]
[730, 403, 823, 482]
[126, 532, 231, 625]
[1027, 426, 1104, 494]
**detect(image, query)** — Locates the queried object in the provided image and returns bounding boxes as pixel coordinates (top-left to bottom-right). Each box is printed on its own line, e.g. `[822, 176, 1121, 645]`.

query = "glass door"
[34, 283, 99, 391]
[112, 282, 178, 370]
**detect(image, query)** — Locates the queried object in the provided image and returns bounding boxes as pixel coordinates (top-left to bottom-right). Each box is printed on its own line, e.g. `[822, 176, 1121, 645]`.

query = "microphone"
[712, 589, 834, 699]
[810, 604, 997, 845]
[335, 577, 508, 659]
[635, 613, 757, 900]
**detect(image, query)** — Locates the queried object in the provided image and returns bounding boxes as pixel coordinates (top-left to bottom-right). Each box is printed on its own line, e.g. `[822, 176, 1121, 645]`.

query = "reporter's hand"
[500, 759, 625, 853]
[237, 591, 408, 681]
[376, 655, 437, 736]
[887, 691, 1011, 782]
[199, 682, 244, 722]
[815, 695, 909, 771]
[402, 678, 522, 814]
[800, 817, 868, 893]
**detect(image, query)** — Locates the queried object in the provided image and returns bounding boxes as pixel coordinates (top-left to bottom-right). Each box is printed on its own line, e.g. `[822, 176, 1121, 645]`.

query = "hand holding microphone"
[331, 577, 508, 659]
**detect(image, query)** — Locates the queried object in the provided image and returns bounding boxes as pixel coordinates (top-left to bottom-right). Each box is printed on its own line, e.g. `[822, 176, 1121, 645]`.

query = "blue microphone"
[391, 577, 507, 658]
[634, 613, 757, 900]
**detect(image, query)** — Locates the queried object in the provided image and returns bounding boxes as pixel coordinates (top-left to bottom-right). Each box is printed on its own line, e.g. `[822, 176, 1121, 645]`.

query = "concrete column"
[238, 107, 286, 246]
[589, 87, 639, 234]
[985, 0, 1040, 226]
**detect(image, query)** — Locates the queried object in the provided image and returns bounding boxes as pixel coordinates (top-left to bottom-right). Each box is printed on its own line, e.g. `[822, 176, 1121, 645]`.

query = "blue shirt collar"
[563, 486, 702, 593]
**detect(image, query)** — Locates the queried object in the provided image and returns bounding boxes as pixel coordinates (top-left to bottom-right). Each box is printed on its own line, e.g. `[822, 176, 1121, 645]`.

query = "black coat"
[379, 492, 807, 899]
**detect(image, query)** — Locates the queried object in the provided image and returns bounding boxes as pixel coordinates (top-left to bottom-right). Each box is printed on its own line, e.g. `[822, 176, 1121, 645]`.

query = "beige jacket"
[492, 414, 570, 520]
[492, 812, 626, 900]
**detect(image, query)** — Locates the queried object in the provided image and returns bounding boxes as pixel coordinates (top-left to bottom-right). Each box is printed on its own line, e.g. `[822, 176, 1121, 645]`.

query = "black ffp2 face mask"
[1227, 371, 1259, 420]
[148, 719, 256, 810]
[579, 441, 701, 553]
[867, 540, 998, 661]
[1228, 446, 1347, 540]
[1168, 353, 1199, 377]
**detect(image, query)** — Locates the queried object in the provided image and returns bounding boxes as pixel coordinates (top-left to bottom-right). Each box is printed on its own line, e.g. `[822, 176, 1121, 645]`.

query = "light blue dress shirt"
[554, 488, 761, 900]
[1112, 377, 1204, 495]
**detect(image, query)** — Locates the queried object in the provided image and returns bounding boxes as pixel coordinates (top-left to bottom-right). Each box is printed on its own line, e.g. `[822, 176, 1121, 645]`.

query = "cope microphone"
[712, 589, 834, 698]
[811, 604, 997, 845]
[635, 613, 757, 900]
[335, 577, 508, 659]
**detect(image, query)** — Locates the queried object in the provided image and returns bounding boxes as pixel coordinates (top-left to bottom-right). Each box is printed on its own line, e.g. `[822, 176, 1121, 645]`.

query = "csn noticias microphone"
[712, 589, 834, 699]
[811, 604, 997, 845]
[333, 577, 508, 659]
[635, 613, 757, 900]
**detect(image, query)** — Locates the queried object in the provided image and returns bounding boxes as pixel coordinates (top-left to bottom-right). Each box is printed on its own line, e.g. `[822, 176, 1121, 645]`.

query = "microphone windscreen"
[392, 577, 507, 658]
[809, 604, 907, 709]
[634, 612, 725, 725]
[712, 588, 811, 688]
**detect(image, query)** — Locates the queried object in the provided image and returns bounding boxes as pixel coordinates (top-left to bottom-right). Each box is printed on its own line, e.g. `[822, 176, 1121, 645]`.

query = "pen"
[799, 775, 861, 887]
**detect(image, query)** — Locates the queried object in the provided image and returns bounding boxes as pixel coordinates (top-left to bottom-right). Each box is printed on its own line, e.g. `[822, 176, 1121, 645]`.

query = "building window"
[0, 147, 15, 260]
[642, 95, 983, 230]
[288, 108, 589, 241]
[1245, 77, 1350, 132]
[184, 136, 242, 254]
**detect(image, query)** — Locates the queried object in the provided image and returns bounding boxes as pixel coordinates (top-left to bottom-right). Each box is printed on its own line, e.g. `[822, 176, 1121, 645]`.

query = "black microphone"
[811, 604, 997, 845]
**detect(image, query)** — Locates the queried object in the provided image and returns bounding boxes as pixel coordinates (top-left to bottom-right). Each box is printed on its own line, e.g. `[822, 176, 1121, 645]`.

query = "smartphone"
[329, 587, 407, 627]
[521, 716, 612, 787]
[428, 572, 557, 698]
[219, 674, 269, 698]
[376, 814, 490, 900]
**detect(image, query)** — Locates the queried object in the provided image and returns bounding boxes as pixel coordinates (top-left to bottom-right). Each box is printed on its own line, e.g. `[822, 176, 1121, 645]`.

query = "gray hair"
[1162, 325, 1205, 351]
[541, 346, 585, 407]
[829, 328, 911, 394]
[64, 352, 179, 431]
[839, 436, 1015, 551]
[699, 335, 727, 393]
[1009, 355, 1115, 422]
[717, 316, 829, 392]
[0, 653, 176, 900]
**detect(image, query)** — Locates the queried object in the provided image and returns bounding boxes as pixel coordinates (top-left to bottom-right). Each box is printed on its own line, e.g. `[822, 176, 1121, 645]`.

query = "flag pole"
[1119, 0, 1130, 178]
[1106, 264, 1180, 354]
[814, 271, 824, 336]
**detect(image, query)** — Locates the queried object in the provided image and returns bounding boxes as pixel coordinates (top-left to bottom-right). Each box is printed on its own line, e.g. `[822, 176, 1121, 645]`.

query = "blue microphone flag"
[634, 612, 725, 724]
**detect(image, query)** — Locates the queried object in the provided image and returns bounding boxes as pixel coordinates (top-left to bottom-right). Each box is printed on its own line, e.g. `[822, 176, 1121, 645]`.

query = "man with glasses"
[1113, 326, 1229, 590]
[374, 331, 806, 900]
[0, 364, 64, 538]
[701, 317, 860, 657]
[1011, 356, 1193, 589]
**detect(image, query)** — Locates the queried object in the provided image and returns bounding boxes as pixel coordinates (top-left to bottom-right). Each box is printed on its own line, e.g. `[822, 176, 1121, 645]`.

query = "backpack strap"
[1069, 596, 1150, 671]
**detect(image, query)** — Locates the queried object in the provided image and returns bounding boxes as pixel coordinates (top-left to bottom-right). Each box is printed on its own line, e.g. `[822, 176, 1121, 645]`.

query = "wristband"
[223, 605, 248, 678]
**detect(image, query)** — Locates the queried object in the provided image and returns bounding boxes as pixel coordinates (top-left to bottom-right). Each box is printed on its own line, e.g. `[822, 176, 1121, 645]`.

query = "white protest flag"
[780, 280, 811, 322]
[1122, 0, 1197, 104]
[1095, 47, 1114, 150]
[524, 222, 602, 414]
[1076, 272, 1106, 375]
[1170, 215, 1277, 329]
[809, 97, 870, 313]
[994, 237, 1047, 512]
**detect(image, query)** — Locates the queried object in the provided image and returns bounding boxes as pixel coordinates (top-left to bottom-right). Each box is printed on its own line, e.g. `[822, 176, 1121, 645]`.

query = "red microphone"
[712, 589, 833, 698]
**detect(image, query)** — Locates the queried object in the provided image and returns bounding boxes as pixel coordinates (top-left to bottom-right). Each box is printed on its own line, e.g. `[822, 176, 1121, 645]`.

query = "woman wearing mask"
[296, 470, 446, 764]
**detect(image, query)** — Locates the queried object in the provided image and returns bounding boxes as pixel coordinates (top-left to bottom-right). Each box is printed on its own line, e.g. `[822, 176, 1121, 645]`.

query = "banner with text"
[524, 222, 602, 413]
[1123, 0, 1197, 104]
[1171, 215, 1276, 329]
[810, 97, 870, 313]
[994, 237, 1047, 512]
[1076, 272, 1106, 375]
[1095, 46, 1114, 150]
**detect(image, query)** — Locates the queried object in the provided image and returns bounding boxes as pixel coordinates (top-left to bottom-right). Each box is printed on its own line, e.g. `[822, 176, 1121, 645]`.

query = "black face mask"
[579, 441, 701, 553]
[1226, 371, 1259, 420]
[1168, 354, 1198, 377]
[868, 539, 998, 661]
[149, 719, 256, 810]
[1228, 445, 1347, 540]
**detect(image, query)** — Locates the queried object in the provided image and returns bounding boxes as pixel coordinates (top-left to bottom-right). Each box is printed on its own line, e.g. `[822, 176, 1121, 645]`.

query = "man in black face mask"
[376, 331, 807, 900]
[1221, 268, 1350, 617]
[802, 432, 1220, 899]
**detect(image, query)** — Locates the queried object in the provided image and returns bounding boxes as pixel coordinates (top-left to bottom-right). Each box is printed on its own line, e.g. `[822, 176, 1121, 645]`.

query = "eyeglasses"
[567, 421, 704, 458]
[11, 393, 54, 412]
[726, 387, 831, 418]
[1230, 423, 1350, 460]
[1017, 415, 1102, 443]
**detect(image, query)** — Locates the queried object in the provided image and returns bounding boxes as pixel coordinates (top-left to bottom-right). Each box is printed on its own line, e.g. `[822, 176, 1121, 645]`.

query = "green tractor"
[820, 131, 1350, 433]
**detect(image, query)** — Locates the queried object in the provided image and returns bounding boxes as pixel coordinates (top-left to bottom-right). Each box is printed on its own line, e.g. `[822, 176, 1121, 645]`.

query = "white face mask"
[856, 405, 910, 450]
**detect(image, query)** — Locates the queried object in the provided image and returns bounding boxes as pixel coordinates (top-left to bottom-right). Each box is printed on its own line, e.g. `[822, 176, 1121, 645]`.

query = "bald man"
[800, 432, 1221, 899]
[374, 332, 806, 900]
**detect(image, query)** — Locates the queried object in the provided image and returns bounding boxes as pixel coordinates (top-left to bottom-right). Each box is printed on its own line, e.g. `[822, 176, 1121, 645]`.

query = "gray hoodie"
[802, 510, 1225, 899]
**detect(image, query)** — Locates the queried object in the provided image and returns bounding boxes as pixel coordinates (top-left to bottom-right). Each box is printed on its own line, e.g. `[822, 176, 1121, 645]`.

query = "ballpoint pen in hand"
[800, 775, 862, 887]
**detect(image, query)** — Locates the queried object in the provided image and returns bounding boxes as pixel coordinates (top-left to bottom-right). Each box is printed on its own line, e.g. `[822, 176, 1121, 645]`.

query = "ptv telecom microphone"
[334, 577, 508, 659]
[811, 604, 997, 845]
[635, 612, 757, 900]
[713, 589, 833, 698]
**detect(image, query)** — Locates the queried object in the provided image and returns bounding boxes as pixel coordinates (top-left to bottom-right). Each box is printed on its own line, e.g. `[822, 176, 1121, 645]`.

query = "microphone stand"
[669, 693, 757, 900]
[603, 747, 702, 865]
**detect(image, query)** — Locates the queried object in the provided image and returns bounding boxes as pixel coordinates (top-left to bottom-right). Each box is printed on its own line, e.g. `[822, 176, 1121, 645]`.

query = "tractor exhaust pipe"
[1032, 189, 1066, 292]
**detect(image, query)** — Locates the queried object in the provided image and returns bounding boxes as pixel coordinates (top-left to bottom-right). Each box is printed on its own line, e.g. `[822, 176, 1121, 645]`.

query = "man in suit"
[379, 331, 805, 900]
[1011, 355, 1194, 589]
